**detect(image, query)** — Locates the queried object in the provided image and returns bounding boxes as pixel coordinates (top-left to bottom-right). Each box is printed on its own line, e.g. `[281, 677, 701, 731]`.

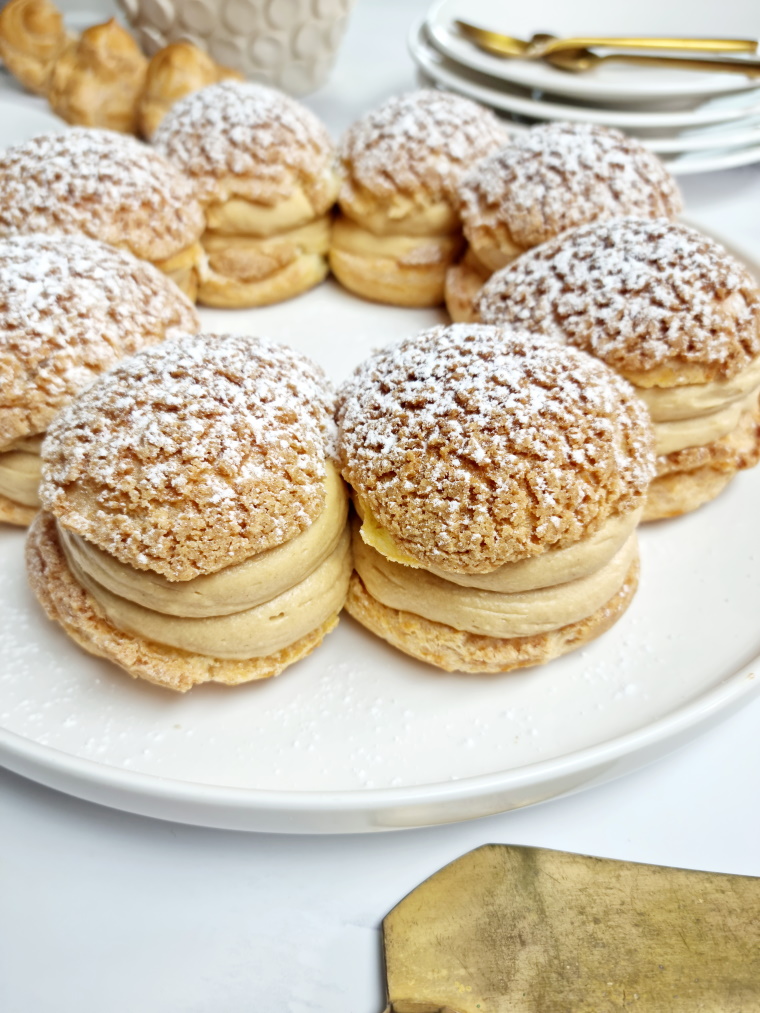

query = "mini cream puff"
[446, 122, 682, 322]
[477, 218, 760, 519]
[27, 333, 351, 691]
[153, 81, 338, 308]
[0, 233, 199, 525]
[337, 324, 654, 673]
[330, 89, 508, 307]
[0, 128, 205, 301]
[0, 0, 73, 95]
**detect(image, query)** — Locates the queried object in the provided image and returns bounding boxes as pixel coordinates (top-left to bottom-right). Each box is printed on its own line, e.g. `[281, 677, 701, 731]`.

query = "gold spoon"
[454, 20, 759, 58]
[546, 47, 760, 76]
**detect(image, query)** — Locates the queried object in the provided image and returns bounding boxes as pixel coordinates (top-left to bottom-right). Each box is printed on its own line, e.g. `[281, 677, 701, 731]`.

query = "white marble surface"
[2, 0, 760, 1009]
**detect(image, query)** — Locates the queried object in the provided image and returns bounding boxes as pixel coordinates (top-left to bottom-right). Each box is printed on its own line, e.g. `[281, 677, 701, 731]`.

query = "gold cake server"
[381, 844, 760, 1012]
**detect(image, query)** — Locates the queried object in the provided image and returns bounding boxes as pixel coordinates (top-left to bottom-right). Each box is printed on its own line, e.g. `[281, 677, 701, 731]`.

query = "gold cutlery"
[454, 20, 759, 58]
[546, 48, 760, 76]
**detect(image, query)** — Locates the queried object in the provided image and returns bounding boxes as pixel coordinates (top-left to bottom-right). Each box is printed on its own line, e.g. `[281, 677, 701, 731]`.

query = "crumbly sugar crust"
[40, 332, 336, 581]
[338, 89, 508, 209]
[337, 323, 654, 573]
[345, 559, 638, 674]
[458, 123, 682, 252]
[477, 217, 760, 381]
[0, 233, 199, 449]
[153, 81, 336, 209]
[26, 512, 339, 691]
[0, 128, 205, 261]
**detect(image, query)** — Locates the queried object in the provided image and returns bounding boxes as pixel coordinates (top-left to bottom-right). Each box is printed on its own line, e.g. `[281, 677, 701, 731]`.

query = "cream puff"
[0, 233, 199, 526]
[0, 0, 73, 95]
[27, 333, 351, 691]
[153, 81, 338, 308]
[337, 324, 654, 673]
[330, 89, 508, 307]
[446, 122, 682, 322]
[477, 218, 760, 519]
[0, 128, 205, 301]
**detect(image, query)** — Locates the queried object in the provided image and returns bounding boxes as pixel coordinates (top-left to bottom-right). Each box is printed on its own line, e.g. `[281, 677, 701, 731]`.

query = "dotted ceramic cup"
[116, 0, 355, 95]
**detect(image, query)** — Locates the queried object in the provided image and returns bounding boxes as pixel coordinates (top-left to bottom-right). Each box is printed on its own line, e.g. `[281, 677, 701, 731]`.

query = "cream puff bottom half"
[153, 241, 205, 302]
[27, 512, 345, 691]
[0, 434, 43, 523]
[198, 191, 332, 307]
[329, 214, 464, 307]
[444, 247, 492, 323]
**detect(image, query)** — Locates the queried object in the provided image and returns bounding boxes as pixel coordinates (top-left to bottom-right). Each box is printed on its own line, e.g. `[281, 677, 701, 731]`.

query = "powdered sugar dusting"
[339, 89, 508, 205]
[0, 233, 199, 450]
[477, 217, 760, 379]
[0, 129, 204, 261]
[153, 81, 336, 209]
[459, 123, 681, 251]
[41, 333, 336, 581]
[337, 323, 654, 574]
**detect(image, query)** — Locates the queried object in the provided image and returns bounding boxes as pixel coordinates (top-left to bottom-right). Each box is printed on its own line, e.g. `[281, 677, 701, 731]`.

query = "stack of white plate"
[409, 0, 760, 174]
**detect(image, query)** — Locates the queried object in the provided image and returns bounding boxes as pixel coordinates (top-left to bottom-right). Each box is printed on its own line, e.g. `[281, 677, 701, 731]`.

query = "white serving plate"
[2, 263, 760, 833]
[426, 0, 760, 102]
[411, 22, 760, 132]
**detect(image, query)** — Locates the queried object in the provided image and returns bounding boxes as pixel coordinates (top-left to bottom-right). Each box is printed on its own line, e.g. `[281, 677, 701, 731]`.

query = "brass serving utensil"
[454, 20, 759, 58]
[546, 48, 760, 76]
[381, 844, 760, 1013]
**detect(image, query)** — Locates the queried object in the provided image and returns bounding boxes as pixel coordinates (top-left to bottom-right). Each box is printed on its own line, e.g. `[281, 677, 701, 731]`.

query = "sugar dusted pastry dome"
[40, 333, 336, 581]
[337, 323, 654, 573]
[0, 233, 199, 449]
[153, 80, 337, 210]
[337, 89, 508, 218]
[477, 217, 760, 383]
[0, 128, 204, 262]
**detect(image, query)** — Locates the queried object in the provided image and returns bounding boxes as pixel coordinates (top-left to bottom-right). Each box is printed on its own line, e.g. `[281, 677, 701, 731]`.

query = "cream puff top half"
[457, 122, 682, 265]
[153, 80, 338, 215]
[0, 128, 205, 263]
[336, 89, 509, 235]
[40, 332, 337, 581]
[337, 323, 655, 575]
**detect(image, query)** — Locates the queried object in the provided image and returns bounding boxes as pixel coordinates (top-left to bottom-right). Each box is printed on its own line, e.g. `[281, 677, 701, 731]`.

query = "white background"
[2, 1, 760, 1010]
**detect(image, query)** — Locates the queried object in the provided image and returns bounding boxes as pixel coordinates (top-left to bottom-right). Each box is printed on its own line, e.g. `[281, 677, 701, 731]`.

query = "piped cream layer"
[0, 434, 43, 507]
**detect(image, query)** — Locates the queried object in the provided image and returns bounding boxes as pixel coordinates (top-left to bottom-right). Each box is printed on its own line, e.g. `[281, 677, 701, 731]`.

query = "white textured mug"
[116, 0, 355, 95]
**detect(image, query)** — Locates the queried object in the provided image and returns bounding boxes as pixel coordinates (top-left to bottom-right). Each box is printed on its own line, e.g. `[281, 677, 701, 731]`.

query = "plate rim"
[425, 0, 760, 102]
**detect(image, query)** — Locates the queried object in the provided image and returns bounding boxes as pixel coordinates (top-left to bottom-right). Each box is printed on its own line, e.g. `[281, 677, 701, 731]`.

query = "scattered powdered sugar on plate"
[41, 333, 336, 581]
[337, 323, 654, 573]
[478, 217, 760, 379]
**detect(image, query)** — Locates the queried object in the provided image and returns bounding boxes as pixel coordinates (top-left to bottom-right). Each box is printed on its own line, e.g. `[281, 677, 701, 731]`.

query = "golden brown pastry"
[330, 90, 508, 308]
[27, 333, 351, 691]
[47, 18, 148, 134]
[477, 218, 760, 519]
[0, 0, 73, 95]
[0, 233, 199, 526]
[336, 324, 654, 673]
[446, 122, 683, 322]
[138, 41, 243, 140]
[154, 81, 338, 308]
[0, 128, 205, 300]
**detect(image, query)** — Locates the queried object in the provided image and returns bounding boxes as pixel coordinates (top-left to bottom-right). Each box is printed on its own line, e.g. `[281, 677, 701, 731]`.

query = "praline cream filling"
[352, 519, 638, 638]
[331, 215, 461, 266]
[633, 353, 760, 455]
[58, 464, 352, 659]
[202, 217, 332, 283]
[0, 435, 43, 507]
